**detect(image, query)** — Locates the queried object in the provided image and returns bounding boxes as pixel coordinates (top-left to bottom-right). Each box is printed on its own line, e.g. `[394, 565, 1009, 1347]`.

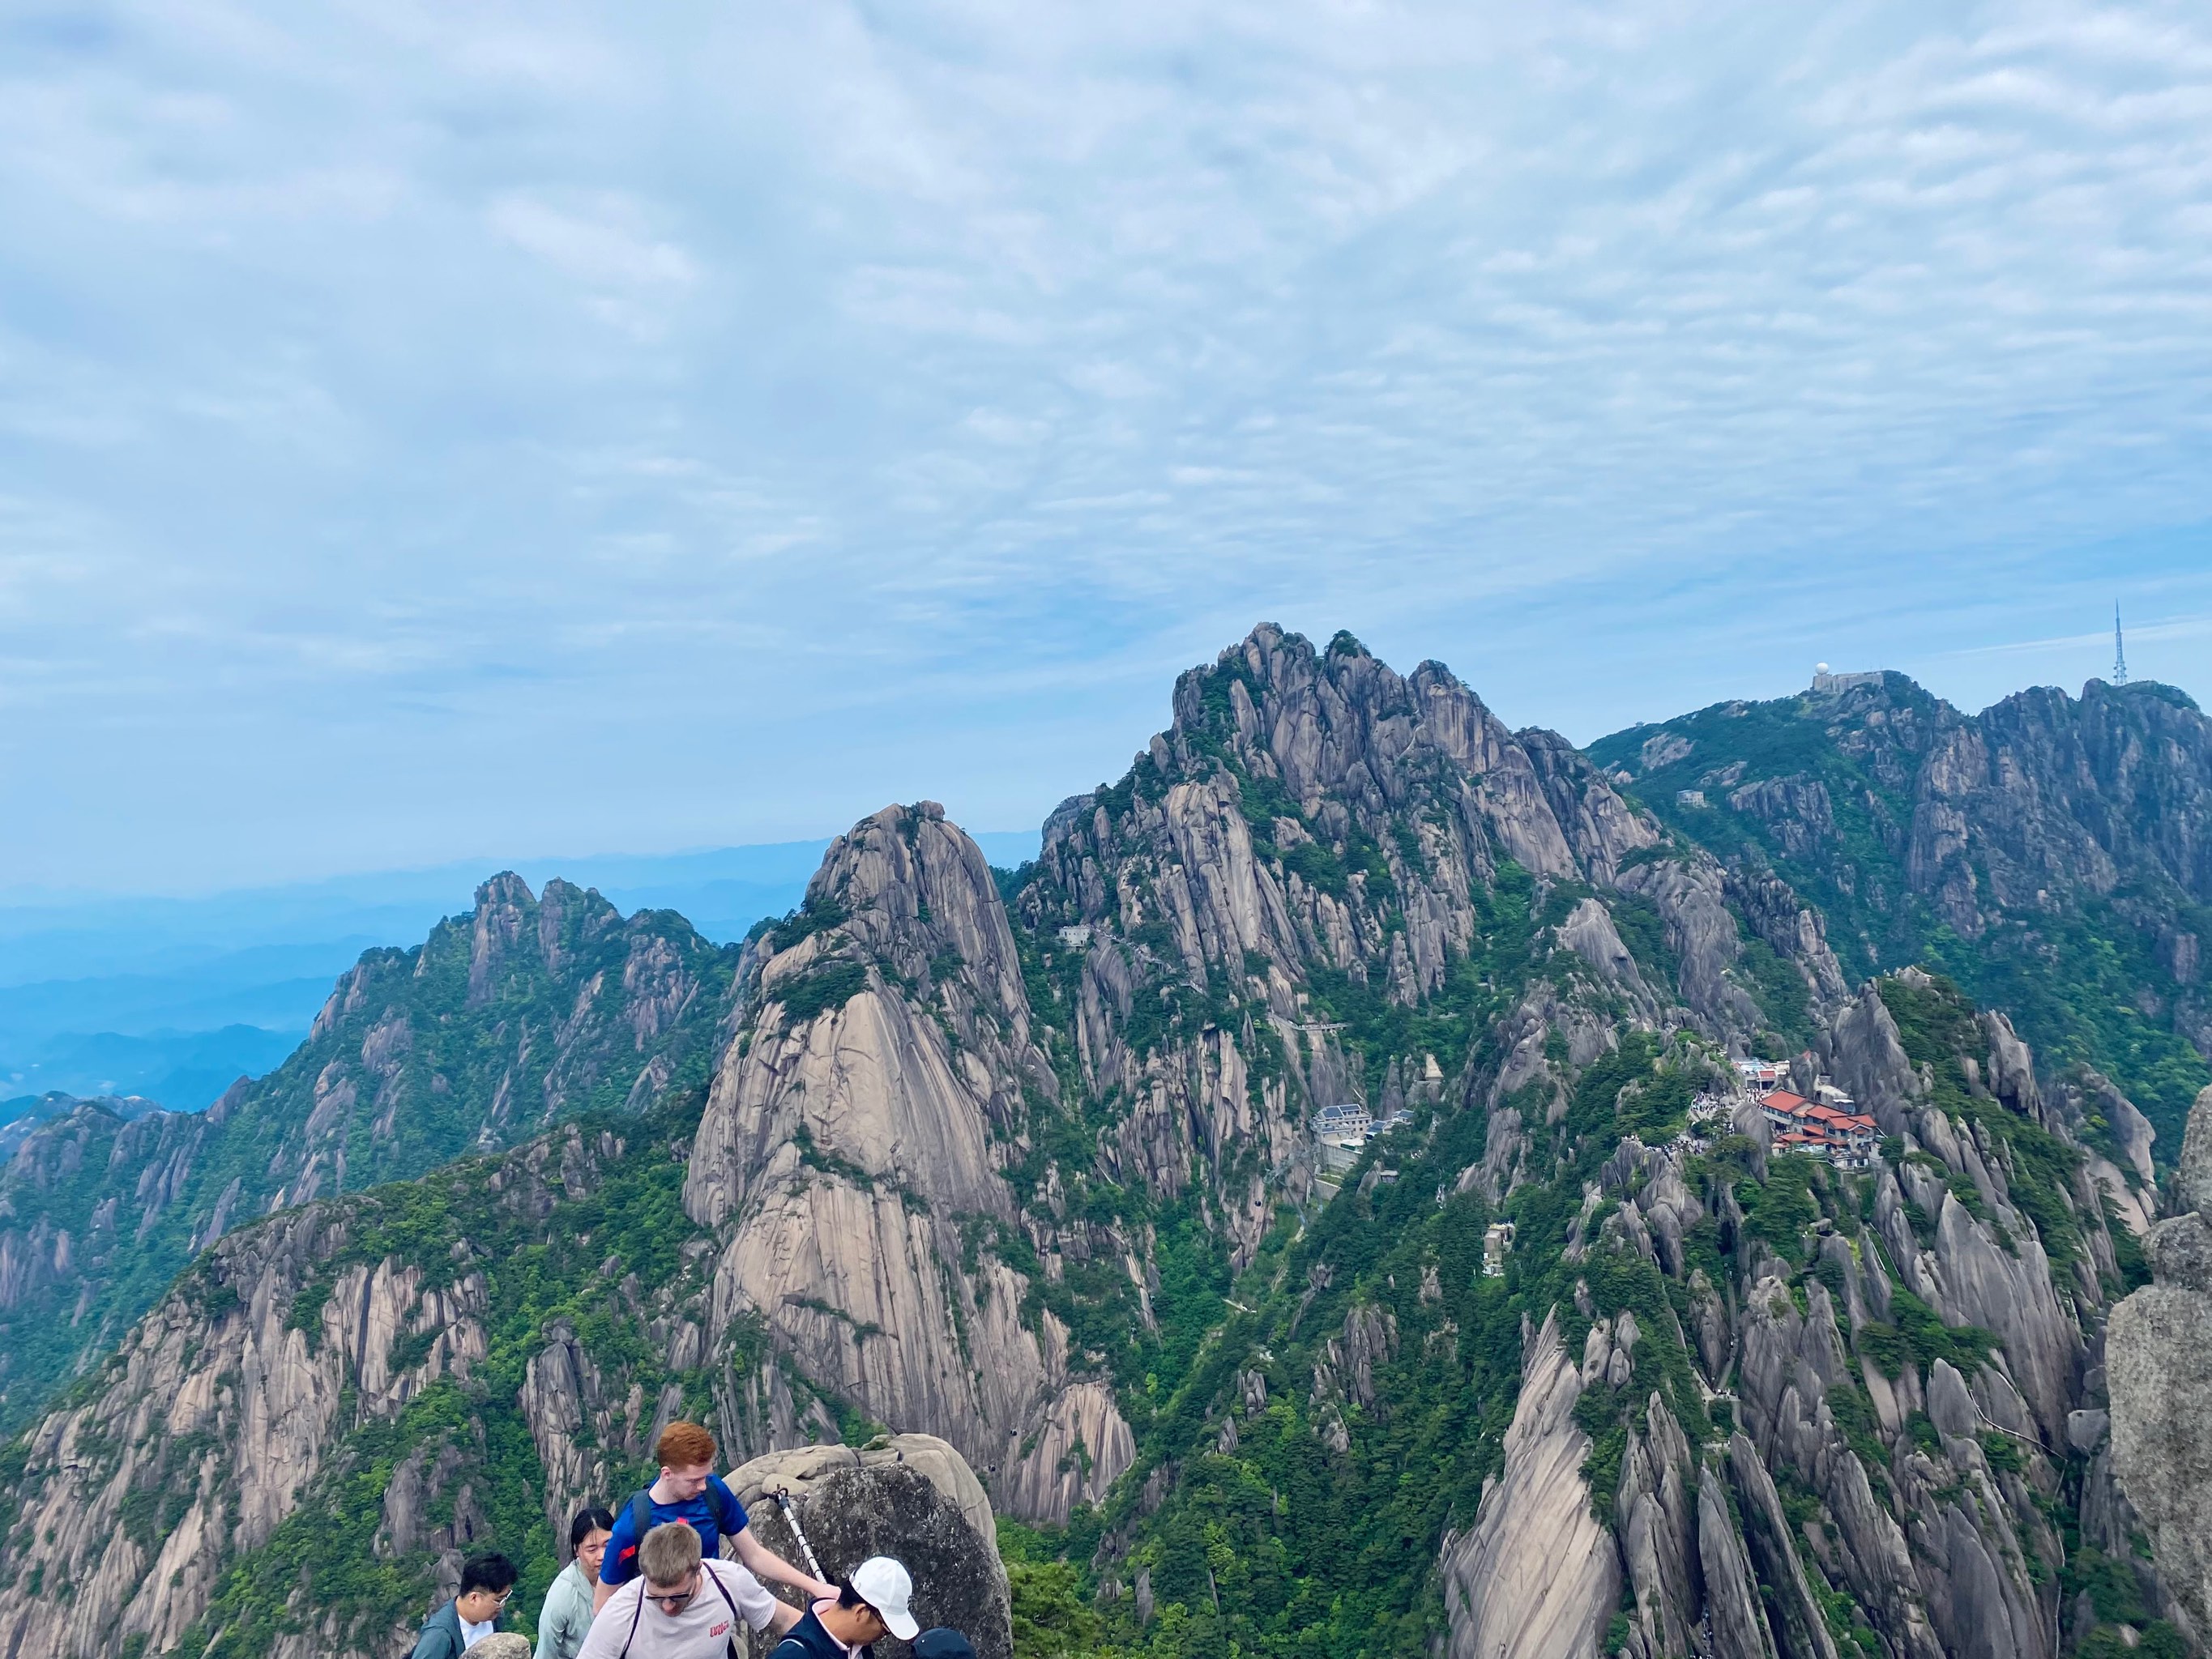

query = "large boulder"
[2109, 1085, 2212, 1642]
[729, 1434, 1011, 1659]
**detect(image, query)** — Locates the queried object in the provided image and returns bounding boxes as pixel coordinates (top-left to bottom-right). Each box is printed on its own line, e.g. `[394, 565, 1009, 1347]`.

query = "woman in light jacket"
[536, 1507, 616, 1659]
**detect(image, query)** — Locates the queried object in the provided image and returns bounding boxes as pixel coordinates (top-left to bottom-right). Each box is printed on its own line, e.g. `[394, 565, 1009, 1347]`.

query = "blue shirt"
[774, 1607, 869, 1659]
[600, 1479, 751, 1588]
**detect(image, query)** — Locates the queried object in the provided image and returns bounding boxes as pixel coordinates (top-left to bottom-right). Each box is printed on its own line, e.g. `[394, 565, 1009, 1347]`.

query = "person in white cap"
[771, 1557, 920, 1659]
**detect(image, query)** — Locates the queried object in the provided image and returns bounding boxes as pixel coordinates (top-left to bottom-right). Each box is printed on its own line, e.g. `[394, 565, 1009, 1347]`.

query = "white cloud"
[488, 194, 698, 292]
[1, 0, 2210, 887]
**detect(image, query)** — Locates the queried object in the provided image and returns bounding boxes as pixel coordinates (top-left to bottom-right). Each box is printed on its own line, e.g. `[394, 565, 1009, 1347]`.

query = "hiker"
[596, 1422, 835, 1613]
[410, 1551, 519, 1657]
[536, 1505, 616, 1659]
[575, 1520, 801, 1659]
[912, 1631, 976, 1659]
[771, 1559, 920, 1659]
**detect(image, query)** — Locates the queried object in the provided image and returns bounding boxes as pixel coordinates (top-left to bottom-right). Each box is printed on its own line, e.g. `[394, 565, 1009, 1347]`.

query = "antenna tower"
[2112, 603, 2129, 684]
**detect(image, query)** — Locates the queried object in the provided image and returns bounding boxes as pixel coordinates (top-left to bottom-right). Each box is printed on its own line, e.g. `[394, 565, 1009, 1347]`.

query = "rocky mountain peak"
[1, 625, 2204, 1659]
[0, 878, 735, 1438]
[778, 801, 1032, 1039]
[1161, 624, 1533, 832]
[685, 803, 1129, 1525]
[1591, 665, 2212, 1149]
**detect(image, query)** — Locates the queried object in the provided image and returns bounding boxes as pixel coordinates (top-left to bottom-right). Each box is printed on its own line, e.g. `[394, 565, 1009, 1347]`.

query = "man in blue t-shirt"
[596, 1422, 836, 1614]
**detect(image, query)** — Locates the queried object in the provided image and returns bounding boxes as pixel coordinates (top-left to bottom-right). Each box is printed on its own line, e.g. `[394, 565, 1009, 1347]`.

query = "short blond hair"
[638, 1520, 702, 1585]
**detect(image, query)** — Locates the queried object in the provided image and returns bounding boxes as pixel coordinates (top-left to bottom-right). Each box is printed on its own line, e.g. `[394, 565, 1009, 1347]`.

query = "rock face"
[1014, 625, 1840, 1261]
[1441, 1311, 1619, 1659]
[728, 1435, 1011, 1659]
[2110, 1085, 2212, 1640]
[685, 804, 1134, 1524]
[0, 1098, 220, 1423]
[0, 875, 732, 1431]
[0, 1120, 643, 1659]
[1434, 967, 2172, 1659]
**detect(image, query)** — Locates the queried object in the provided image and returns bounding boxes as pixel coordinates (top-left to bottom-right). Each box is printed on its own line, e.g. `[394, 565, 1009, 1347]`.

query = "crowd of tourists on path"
[408, 1422, 977, 1659]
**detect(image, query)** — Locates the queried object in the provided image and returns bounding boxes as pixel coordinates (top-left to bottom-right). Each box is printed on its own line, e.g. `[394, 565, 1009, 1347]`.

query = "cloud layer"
[2, 1, 2210, 889]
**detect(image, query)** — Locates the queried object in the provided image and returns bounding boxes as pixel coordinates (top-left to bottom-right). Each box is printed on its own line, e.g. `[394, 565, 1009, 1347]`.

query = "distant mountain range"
[0, 834, 1040, 1108]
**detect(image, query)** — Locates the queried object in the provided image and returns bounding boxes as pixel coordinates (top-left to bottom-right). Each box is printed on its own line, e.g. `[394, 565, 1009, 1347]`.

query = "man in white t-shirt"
[578, 1521, 801, 1659]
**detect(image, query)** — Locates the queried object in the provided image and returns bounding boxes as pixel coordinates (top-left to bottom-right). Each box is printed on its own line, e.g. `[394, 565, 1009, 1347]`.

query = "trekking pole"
[768, 1487, 826, 1583]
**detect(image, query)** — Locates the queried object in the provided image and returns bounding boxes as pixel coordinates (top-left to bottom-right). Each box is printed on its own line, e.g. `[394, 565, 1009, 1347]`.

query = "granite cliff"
[2109, 1085, 2212, 1644]
[685, 802, 1135, 1525]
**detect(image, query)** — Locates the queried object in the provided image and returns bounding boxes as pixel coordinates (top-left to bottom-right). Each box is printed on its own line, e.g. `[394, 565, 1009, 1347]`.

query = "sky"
[4, 0, 2210, 896]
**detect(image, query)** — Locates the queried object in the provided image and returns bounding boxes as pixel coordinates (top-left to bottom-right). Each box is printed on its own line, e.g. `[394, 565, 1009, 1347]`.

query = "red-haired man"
[596, 1422, 836, 1614]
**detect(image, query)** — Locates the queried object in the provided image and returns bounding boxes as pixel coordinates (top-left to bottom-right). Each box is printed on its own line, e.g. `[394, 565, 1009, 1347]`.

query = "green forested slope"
[0, 876, 734, 1431]
[1586, 675, 2212, 1149]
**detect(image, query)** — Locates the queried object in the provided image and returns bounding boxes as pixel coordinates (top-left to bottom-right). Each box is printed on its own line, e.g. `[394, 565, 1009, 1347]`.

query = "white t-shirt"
[575, 1559, 778, 1659]
[462, 1616, 497, 1649]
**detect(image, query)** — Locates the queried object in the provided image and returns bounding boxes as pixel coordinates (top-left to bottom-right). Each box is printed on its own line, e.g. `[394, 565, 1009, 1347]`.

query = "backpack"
[617, 1560, 748, 1659]
[625, 1474, 745, 1563]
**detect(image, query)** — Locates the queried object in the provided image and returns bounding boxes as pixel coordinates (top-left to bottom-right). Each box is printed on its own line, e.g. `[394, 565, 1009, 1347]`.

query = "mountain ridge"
[0, 623, 2198, 1659]
[1588, 667, 2211, 1149]
[0, 876, 736, 1431]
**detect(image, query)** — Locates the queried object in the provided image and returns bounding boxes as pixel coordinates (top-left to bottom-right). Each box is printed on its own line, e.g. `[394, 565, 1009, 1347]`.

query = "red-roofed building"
[1759, 1090, 1811, 1126]
[1761, 1090, 1877, 1168]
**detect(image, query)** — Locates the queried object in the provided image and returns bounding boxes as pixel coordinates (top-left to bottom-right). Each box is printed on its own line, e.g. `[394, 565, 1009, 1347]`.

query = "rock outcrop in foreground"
[730, 1433, 1011, 1659]
[2110, 1085, 2212, 1641]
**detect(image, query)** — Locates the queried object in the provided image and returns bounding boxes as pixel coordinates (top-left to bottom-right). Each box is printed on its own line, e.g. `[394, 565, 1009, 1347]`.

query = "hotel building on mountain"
[1758, 1088, 1877, 1169]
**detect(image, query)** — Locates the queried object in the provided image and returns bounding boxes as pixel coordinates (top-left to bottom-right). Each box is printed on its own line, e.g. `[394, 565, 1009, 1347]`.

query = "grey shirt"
[534, 1561, 598, 1659]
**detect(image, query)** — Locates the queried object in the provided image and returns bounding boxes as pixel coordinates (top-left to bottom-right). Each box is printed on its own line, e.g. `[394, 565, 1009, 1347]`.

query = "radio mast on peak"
[2112, 603, 2129, 684]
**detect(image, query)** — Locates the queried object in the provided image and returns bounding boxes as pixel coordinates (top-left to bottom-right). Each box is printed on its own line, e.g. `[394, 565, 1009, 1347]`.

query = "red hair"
[657, 1421, 717, 1469]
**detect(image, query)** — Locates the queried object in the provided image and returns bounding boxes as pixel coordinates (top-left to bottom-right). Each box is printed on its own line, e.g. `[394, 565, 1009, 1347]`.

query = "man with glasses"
[597, 1422, 831, 1615]
[410, 1552, 519, 1658]
[579, 1521, 801, 1659]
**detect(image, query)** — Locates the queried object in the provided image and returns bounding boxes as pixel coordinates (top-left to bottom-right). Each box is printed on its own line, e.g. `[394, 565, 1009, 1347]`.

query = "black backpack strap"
[707, 1473, 744, 1551]
[704, 1563, 746, 1659]
[618, 1586, 646, 1659]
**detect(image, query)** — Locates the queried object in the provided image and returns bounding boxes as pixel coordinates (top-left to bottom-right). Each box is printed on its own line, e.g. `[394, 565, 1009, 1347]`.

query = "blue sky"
[4, 1, 2210, 895]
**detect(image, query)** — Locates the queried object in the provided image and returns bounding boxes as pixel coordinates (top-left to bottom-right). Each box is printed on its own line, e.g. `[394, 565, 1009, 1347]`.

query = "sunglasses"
[648, 1572, 702, 1612]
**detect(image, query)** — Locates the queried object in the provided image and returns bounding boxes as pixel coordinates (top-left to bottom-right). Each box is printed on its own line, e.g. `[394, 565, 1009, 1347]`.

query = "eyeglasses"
[649, 1573, 702, 1612]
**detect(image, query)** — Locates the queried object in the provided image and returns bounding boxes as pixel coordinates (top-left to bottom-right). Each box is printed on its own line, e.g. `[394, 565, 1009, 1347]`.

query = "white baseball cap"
[850, 1557, 919, 1640]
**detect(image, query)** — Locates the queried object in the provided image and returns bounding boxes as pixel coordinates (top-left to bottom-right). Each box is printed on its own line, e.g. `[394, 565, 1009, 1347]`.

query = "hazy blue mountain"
[0, 1026, 305, 1111]
[0, 831, 1041, 1111]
